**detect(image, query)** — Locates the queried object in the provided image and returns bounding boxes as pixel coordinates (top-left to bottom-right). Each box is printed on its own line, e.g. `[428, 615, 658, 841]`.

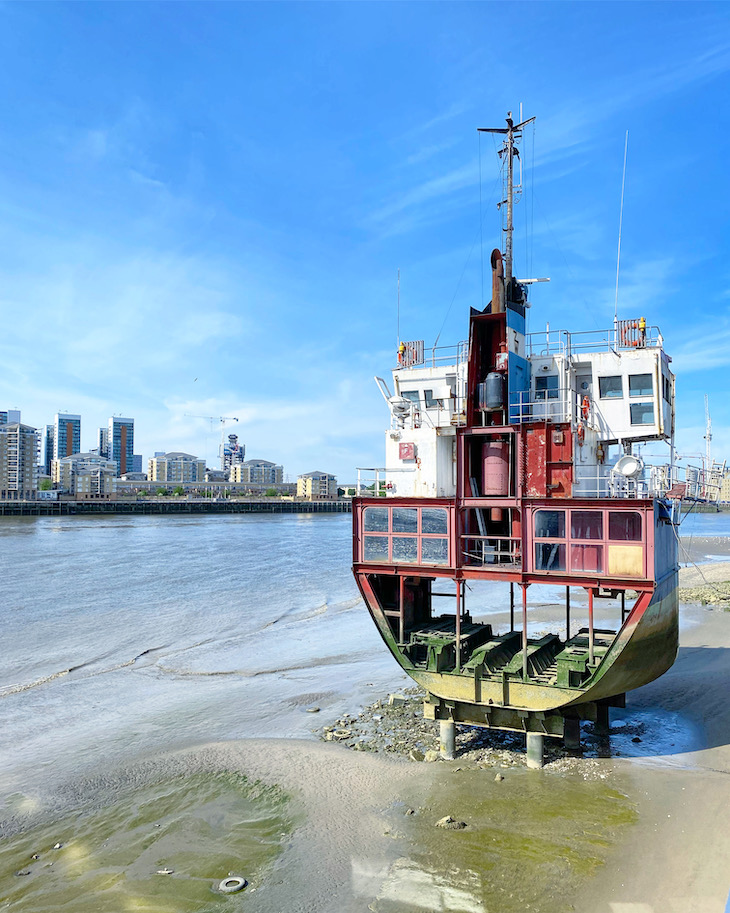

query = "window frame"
[361, 504, 451, 567]
[598, 375, 623, 399]
[530, 507, 645, 578]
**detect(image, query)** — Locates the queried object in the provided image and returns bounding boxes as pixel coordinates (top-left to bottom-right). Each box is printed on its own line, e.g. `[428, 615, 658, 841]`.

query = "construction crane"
[184, 414, 239, 469]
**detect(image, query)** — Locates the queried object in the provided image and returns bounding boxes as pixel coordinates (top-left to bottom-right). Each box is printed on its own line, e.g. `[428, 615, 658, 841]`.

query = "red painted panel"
[524, 427, 547, 497]
[399, 442, 415, 461]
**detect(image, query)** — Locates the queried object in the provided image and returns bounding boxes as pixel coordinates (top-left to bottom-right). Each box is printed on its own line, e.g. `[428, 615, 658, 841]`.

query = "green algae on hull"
[373, 766, 637, 913]
[0, 771, 295, 913]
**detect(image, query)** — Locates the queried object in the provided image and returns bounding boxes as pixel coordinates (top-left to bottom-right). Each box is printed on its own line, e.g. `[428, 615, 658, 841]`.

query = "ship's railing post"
[565, 586, 571, 640]
[510, 582, 515, 632]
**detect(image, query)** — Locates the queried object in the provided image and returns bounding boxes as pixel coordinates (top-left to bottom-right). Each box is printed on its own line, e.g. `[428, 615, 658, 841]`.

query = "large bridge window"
[532, 508, 645, 578]
[361, 505, 450, 566]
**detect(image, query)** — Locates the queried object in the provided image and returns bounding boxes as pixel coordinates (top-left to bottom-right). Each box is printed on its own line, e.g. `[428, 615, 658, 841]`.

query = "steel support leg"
[564, 718, 581, 753]
[526, 732, 544, 769]
[439, 719, 456, 760]
[595, 703, 610, 735]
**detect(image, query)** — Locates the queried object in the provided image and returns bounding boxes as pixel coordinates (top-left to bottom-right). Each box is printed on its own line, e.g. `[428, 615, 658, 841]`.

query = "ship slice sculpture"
[352, 114, 679, 767]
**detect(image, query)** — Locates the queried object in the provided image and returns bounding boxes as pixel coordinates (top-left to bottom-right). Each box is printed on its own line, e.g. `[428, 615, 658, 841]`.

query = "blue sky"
[0, 2, 729, 479]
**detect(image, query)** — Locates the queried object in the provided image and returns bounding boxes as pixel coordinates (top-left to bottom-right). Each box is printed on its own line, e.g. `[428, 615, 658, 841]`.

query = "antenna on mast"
[478, 111, 535, 285]
[614, 131, 629, 346]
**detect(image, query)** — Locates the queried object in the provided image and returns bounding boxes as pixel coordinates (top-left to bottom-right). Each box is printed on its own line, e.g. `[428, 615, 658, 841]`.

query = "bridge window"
[630, 402, 654, 425]
[531, 508, 644, 578]
[608, 511, 642, 541]
[629, 374, 653, 396]
[571, 510, 602, 539]
[392, 507, 418, 533]
[400, 390, 420, 405]
[535, 509, 565, 538]
[599, 376, 623, 399]
[535, 375, 559, 400]
[361, 505, 450, 566]
[363, 507, 388, 532]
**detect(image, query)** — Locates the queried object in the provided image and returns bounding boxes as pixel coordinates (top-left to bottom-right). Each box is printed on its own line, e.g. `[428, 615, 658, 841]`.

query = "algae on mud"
[0, 770, 295, 913]
[373, 766, 637, 913]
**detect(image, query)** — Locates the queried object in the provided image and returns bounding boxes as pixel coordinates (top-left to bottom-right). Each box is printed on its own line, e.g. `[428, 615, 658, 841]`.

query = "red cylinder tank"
[482, 441, 509, 496]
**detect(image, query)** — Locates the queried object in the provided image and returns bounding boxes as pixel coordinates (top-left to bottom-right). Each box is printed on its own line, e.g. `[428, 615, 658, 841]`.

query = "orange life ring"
[581, 395, 590, 420]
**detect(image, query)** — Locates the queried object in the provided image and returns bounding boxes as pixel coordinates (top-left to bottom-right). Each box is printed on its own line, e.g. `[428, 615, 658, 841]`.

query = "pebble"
[306, 707, 320, 713]
[424, 750, 440, 763]
[14, 870, 31, 877]
[409, 749, 425, 762]
[156, 868, 174, 875]
[388, 693, 407, 706]
[435, 815, 467, 830]
[495, 773, 504, 782]
[53, 843, 63, 850]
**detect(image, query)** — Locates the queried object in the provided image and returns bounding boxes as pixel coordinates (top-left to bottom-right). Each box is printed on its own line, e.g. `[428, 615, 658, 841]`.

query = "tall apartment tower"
[0, 410, 21, 425]
[53, 413, 81, 461]
[98, 426, 110, 458]
[43, 425, 55, 475]
[108, 417, 134, 476]
[0, 423, 40, 499]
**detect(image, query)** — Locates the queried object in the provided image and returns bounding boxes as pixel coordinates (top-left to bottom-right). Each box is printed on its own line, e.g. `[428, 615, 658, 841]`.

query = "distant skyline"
[1, 3, 729, 478]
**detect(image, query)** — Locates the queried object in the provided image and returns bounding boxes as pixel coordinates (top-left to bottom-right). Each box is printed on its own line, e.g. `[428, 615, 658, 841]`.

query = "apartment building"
[53, 453, 117, 497]
[53, 413, 81, 461]
[230, 459, 283, 485]
[148, 452, 206, 483]
[297, 470, 338, 501]
[0, 423, 40, 499]
[108, 417, 134, 476]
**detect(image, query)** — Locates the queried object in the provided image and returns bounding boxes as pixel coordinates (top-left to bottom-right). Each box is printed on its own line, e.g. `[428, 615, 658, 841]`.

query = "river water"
[0, 513, 402, 795]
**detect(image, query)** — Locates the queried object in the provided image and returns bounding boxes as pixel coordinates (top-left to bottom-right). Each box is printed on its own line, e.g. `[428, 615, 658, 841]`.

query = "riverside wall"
[0, 499, 352, 516]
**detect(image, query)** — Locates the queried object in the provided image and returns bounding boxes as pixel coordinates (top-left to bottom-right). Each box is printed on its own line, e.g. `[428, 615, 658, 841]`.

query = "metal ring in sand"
[218, 875, 247, 894]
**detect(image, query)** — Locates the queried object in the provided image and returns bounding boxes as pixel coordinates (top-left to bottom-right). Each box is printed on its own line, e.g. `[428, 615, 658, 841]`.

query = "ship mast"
[478, 112, 535, 286]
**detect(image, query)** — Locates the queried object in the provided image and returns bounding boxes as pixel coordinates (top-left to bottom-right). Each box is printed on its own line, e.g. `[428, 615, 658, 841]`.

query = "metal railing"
[461, 535, 521, 568]
[525, 324, 662, 359]
[396, 340, 469, 370]
[507, 388, 572, 424]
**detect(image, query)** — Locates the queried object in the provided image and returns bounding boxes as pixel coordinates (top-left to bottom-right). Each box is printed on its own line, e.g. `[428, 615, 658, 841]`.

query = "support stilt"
[439, 719, 456, 760]
[564, 718, 581, 753]
[526, 732, 544, 769]
[595, 703, 610, 735]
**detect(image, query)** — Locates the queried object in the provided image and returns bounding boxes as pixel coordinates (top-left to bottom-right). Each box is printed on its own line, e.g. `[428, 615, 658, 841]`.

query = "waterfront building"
[53, 413, 81, 461]
[43, 425, 55, 475]
[53, 453, 117, 497]
[297, 470, 338, 500]
[720, 472, 730, 503]
[98, 426, 110, 457]
[0, 410, 21, 425]
[0, 423, 40, 499]
[132, 454, 143, 473]
[230, 459, 283, 485]
[107, 417, 134, 476]
[223, 434, 246, 472]
[148, 452, 206, 483]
